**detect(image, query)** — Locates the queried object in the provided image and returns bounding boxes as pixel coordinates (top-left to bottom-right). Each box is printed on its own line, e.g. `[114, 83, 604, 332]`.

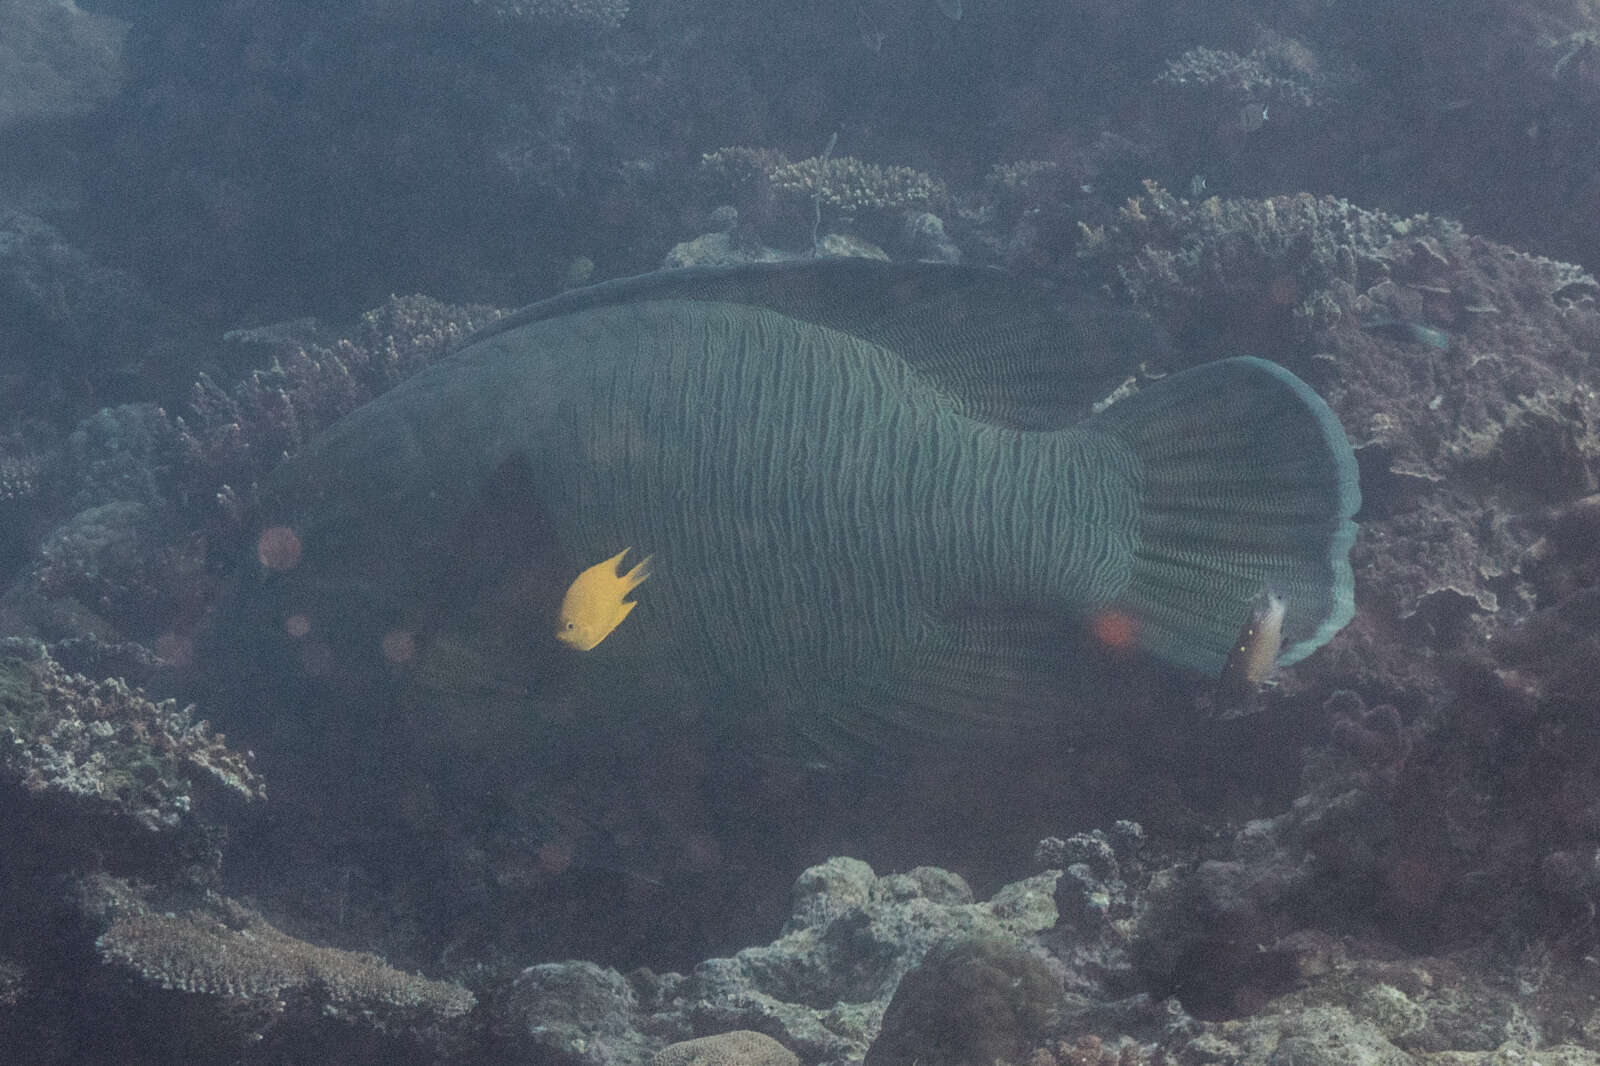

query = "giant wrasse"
[227, 260, 1358, 745]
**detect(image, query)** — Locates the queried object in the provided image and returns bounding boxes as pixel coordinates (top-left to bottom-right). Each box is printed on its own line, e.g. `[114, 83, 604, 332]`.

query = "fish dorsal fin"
[472, 260, 1158, 429]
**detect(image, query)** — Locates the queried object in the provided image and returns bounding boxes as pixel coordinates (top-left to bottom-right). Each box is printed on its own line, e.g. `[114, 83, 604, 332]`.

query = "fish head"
[556, 611, 607, 651]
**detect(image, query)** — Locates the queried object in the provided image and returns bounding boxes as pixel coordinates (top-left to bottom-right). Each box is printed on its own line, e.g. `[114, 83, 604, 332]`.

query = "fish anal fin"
[795, 608, 1085, 759]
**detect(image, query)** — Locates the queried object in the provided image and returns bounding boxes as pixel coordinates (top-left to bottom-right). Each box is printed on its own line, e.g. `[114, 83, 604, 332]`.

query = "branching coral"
[701, 147, 948, 217]
[174, 295, 503, 522]
[0, 451, 45, 503]
[766, 155, 947, 213]
[1155, 42, 1329, 115]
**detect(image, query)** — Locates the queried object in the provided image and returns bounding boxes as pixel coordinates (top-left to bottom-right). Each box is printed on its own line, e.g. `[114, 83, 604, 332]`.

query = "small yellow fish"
[1220, 590, 1286, 690]
[556, 549, 654, 651]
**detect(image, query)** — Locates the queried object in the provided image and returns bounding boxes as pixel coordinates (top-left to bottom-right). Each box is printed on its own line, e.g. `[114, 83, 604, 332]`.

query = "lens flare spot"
[257, 526, 303, 571]
[1089, 608, 1139, 652]
[284, 613, 311, 639]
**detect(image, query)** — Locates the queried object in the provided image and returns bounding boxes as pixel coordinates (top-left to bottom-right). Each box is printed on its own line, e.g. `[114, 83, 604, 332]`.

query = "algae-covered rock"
[487, 856, 1065, 1065]
[865, 934, 1060, 1066]
[0, 0, 127, 127]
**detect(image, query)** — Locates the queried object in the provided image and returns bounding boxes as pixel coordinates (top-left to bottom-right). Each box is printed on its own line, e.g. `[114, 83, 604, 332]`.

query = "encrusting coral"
[650, 1030, 799, 1066]
[0, 641, 262, 836]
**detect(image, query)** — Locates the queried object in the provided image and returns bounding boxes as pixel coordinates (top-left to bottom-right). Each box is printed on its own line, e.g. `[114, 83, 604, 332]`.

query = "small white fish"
[556, 549, 654, 651]
[1220, 590, 1286, 690]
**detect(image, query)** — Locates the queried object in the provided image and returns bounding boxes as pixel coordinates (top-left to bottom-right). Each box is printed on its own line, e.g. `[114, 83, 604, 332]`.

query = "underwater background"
[3, 0, 1600, 1063]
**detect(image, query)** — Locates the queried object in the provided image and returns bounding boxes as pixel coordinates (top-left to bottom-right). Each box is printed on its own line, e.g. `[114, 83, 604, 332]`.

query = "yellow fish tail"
[620, 552, 653, 594]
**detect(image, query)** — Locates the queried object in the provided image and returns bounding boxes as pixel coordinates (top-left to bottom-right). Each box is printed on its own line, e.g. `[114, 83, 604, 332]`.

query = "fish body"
[502, 298, 1136, 690]
[1220, 590, 1287, 691]
[557, 548, 653, 651]
[241, 261, 1359, 735]
[1360, 314, 1450, 351]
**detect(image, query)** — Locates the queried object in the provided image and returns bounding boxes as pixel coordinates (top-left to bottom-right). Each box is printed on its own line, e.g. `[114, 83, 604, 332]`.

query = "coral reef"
[489, 856, 1064, 1064]
[1152, 32, 1352, 187]
[1155, 41, 1331, 115]
[477, 847, 1600, 1065]
[469, 0, 630, 31]
[0, 0, 128, 127]
[1060, 187, 1600, 652]
[174, 295, 502, 523]
[764, 155, 946, 215]
[85, 875, 474, 1028]
[864, 934, 1059, 1066]
[1026, 1035, 1166, 1066]
[28, 501, 206, 639]
[0, 210, 157, 401]
[10, 1, 1600, 1061]
[0, 641, 261, 839]
[0, 450, 44, 505]
[651, 1031, 799, 1066]
[700, 148, 949, 255]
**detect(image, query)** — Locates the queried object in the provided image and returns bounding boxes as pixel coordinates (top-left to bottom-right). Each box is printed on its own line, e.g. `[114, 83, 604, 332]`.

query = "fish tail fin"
[623, 553, 654, 592]
[1090, 357, 1359, 677]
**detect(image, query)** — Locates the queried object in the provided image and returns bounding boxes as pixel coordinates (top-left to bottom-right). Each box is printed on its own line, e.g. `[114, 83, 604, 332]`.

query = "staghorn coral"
[699, 147, 792, 190]
[1155, 41, 1331, 116]
[697, 147, 950, 261]
[700, 147, 948, 243]
[84, 874, 474, 1026]
[174, 295, 503, 524]
[0, 642, 262, 835]
[766, 155, 947, 214]
[989, 159, 1064, 192]
[1099, 186, 1393, 341]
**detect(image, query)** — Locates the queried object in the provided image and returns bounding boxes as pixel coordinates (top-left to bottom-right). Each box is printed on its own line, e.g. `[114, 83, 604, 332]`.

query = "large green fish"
[232, 260, 1357, 742]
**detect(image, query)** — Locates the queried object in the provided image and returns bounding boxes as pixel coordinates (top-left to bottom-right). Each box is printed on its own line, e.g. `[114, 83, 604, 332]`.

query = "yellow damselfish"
[556, 549, 654, 651]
